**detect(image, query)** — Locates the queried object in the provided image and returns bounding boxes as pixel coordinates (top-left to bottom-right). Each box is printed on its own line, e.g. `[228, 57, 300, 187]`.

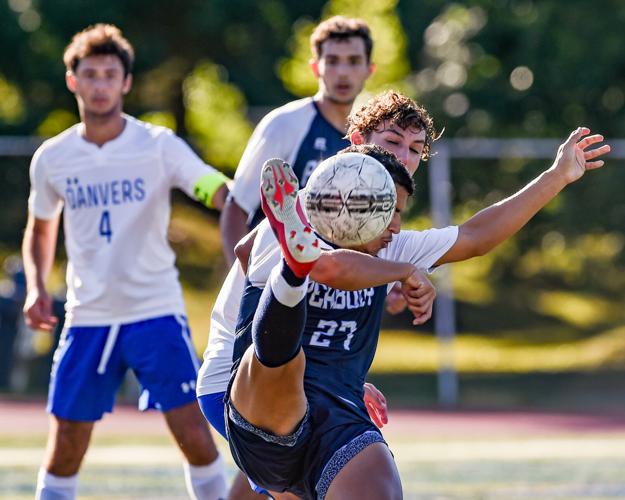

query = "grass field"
[3, 402, 625, 499]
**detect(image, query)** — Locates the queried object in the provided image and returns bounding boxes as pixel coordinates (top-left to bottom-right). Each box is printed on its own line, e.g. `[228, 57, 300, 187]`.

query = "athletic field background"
[3, 400, 625, 499]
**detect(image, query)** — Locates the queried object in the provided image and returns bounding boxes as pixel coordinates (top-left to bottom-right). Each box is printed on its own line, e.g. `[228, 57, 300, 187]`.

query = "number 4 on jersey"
[99, 210, 112, 243]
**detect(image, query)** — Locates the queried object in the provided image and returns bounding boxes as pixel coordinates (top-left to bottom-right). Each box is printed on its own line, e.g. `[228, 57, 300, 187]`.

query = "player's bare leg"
[165, 401, 227, 499]
[230, 158, 319, 436]
[227, 472, 267, 499]
[325, 442, 402, 500]
[36, 416, 93, 499]
[42, 417, 93, 475]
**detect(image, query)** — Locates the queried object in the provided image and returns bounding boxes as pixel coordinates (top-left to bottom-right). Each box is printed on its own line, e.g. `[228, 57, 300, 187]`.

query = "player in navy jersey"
[197, 91, 437, 499]
[225, 124, 610, 498]
[23, 25, 230, 500]
[220, 16, 375, 265]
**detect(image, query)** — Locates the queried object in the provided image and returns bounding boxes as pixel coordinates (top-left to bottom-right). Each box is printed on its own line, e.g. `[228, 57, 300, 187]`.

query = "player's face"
[353, 121, 426, 175]
[312, 37, 373, 105]
[354, 184, 409, 256]
[66, 55, 131, 119]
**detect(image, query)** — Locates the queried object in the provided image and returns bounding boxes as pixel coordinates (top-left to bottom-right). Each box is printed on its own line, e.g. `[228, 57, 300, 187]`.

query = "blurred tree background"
[2, 0, 625, 406]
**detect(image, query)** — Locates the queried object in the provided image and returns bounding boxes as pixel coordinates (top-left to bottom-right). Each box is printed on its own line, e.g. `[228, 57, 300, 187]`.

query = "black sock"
[280, 258, 307, 286]
[252, 277, 306, 368]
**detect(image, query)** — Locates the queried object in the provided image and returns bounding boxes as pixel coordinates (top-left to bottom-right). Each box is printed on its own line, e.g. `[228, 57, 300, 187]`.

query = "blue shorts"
[48, 315, 200, 421]
[197, 391, 228, 439]
[225, 384, 386, 499]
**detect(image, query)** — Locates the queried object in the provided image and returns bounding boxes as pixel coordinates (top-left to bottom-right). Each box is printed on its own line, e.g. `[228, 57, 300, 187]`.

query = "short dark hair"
[339, 143, 414, 196]
[347, 91, 438, 160]
[64, 24, 134, 76]
[310, 16, 373, 62]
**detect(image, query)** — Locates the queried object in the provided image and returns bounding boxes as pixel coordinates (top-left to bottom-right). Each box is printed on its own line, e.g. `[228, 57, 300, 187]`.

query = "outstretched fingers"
[584, 143, 611, 160]
[579, 133, 611, 171]
[578, 133, 605, 150]
[585, 159, 606, 170]
[565, 127, 590, 146]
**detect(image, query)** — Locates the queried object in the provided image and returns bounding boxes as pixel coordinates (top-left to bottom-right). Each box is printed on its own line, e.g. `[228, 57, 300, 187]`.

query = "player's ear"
[65, 71, 77, 93]
[122, 74, 133, 95]
[309, 58, 320, 78]
[350, 131, 366, 145]
[368, 62, 377, 76]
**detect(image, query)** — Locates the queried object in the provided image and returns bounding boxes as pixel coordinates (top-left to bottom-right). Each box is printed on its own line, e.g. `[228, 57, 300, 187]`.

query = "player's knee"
[46, 421, 91, 474]
[165, 406, 219, 465]
[177, 438, 218, 465]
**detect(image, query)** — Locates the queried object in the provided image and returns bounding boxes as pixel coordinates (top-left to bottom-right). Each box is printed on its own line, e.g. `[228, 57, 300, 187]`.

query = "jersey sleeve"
[247, 220, 282, 288]
[248, 216, 335, 288]
[380, 226, 459, 272]
[161, 131, 228, 208]
[229, 113, 293, 216]
[28, 147, 63, 220]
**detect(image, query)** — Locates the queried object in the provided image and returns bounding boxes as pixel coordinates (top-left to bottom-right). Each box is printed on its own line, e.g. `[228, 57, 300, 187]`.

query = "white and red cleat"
[261, 158, 320, 278]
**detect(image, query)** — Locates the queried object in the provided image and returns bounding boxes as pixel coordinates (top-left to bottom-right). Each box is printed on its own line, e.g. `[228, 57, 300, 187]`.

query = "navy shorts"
[225, 387, 386, 499]
[48, 315, 199, 421]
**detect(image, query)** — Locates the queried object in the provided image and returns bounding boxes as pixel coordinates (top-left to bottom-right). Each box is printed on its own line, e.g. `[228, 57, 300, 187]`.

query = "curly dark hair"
[338, 143, 414, 196]
[64, 24, 134, 76]
[310, 16, 373, 62]
[347, 91, 438, 160]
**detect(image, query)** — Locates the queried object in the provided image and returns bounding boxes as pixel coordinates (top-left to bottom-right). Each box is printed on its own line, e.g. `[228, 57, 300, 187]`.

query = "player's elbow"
[472, 241, 491, 257]
[233, 239, 247, 265]
[310, 253, 341, 286]
[456, 226, 493, 260]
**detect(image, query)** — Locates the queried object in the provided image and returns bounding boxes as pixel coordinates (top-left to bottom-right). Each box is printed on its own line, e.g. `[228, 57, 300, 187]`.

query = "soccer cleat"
[261, 158, 320, 278]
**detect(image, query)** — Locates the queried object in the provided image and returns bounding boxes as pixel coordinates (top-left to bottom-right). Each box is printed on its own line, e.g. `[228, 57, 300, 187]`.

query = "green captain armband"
[193, 171, 229, 209]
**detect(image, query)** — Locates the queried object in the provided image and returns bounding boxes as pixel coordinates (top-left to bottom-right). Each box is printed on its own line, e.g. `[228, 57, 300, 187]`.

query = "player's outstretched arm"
[312, 250, 437, 324]
[21, 214, 59, 331]
[311, 249, 416, 291]
[437, 127, 610, 265]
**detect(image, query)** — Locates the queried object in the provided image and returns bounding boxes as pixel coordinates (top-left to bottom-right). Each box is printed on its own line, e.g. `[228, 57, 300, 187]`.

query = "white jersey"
[29, 115, 221, 326]
[196, 261, 246, 396]
[196, 220, 459, 396]
[230, 97, 349, 225]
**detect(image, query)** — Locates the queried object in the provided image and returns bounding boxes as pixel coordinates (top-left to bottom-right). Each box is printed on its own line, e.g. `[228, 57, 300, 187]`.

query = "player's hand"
[385, 283, 407, 315]
[363, 382, 388, 428]
[23, 289, 58, 332]
[401, 270, 436, 325]
[552, 127, 610, 184]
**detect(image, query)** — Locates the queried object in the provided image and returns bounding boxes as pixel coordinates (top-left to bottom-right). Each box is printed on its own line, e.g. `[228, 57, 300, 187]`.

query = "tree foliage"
[1, 0, 624, 316]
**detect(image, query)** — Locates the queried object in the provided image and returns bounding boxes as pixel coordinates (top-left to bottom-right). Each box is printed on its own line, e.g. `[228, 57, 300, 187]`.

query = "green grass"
[4, 434, 625, 499]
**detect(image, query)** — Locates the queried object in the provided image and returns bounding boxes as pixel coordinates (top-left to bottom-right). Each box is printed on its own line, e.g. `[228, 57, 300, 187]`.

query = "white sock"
[36, 468, 78, 500]
[270, 267, 308, 307]
[183, 454, 228, 500]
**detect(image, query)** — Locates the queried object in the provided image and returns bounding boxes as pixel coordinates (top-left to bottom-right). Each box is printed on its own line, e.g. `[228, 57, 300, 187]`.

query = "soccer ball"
[304, 152, 397, 247]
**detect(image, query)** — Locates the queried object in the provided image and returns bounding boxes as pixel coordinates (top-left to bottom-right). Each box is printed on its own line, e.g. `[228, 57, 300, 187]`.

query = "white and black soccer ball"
[304, 152, 397, 247]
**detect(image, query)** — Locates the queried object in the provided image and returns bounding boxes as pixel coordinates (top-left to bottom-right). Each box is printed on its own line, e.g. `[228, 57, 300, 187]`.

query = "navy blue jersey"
[232, 278, 388, 425]
[225, 223, 459, 497]
[290, 102, 350, 190]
